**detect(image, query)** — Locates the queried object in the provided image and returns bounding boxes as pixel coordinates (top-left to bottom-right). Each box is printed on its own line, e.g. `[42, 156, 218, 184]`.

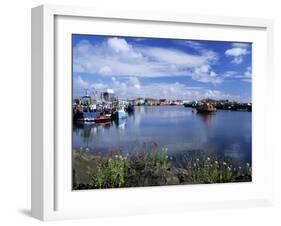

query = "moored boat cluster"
[73, 89, 132, 124]
[73, 89, 252, 124]
[184, 99, 252, 112]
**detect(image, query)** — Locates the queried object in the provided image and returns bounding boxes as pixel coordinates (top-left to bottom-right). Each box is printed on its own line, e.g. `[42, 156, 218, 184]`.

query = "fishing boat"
[126, 104, 134, 113]
[114, 108, 128, 119]
[94, 115, 111, 123]
[196, 103, 217, 113]
[76, 112, 100, 123]
[73, 89, 100, 123]
[184, 101, 197, 108]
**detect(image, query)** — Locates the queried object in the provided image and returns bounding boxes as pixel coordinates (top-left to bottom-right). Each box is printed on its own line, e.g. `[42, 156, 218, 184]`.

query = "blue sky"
[72, 34, 252, 102]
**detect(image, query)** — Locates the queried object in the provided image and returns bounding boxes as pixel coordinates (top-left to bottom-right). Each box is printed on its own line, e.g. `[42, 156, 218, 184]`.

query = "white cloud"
[222, 66, 252, 83]
[244, 66, 252, 78]
[232, 43, 251, 48]
[225, 43, 251, 64]
[73, 76, 107, 96]
[231, 56, 243, 64]
[183, 40, 204, 50]
[243, 66, 252, 82]
[192, 65, 223, 84]
[225, 48, 248, 57]
[75, 76, 242, 101]
[107, 37, 131, 52]
[127, 77, 141, 89]
[98, 66, 112, 75]
[138, 47, 206, 67]
[73, 37, 221, 84]
[223, 71, 241, 78]
[75, 76, 89, 89]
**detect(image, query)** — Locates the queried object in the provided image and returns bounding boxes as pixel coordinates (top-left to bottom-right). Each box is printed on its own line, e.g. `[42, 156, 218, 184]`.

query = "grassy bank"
[73, 146, 252, 190]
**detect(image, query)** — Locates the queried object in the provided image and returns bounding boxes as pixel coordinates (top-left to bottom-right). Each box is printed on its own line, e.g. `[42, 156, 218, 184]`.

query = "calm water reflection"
[73, 106, 252, 165]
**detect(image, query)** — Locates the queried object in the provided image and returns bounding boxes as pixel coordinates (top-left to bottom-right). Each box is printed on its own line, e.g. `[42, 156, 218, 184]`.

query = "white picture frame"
[31, 4, 274, 221]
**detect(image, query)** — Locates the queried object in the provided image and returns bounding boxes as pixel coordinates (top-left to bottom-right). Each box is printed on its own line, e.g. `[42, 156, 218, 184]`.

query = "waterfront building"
[182, 100, 192, 104]
[159, 99, 170, 105]
[134, 98, 145, 105]
[145, 98, 159, 106]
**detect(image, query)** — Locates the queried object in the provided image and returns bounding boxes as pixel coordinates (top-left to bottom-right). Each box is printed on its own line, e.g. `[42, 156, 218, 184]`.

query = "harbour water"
[73, 106, 252, 166]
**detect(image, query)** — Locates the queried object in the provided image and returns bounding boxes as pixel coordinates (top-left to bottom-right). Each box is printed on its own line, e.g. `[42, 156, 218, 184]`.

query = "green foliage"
[107, 155, 128, 187]
[74, 147, 252, 189]
[186, 156, 251, 184]
[90, 155, 129, 189]
[94, 165, 106, 188]
[142, 143, 170, 170]
[88, 145, 170, 189]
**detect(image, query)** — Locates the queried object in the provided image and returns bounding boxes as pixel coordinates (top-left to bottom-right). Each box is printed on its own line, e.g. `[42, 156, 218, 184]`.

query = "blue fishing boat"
[114, 109, 128, 119]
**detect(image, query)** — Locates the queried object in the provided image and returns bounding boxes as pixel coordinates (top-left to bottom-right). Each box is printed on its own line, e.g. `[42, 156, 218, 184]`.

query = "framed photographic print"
[31, 4, 274, 221]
